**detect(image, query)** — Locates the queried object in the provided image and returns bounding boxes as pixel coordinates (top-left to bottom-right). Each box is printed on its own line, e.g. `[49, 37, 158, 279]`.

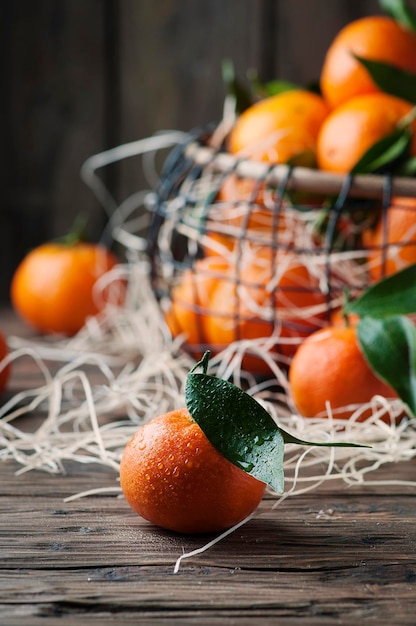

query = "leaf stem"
[54, 214, 89, 246]
[190, 350, 211, 375]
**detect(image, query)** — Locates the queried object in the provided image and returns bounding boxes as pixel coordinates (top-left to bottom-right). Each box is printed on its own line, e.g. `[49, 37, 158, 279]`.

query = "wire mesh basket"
[147, 128, 416, 376]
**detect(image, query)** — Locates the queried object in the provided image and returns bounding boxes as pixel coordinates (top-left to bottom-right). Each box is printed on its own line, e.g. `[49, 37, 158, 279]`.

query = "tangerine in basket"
[316, 92, 416, 174]
[320, 15, 416, 109]
[208, 184, 305, 253]
[363, 197, 416, 281]
[11, 241, 121, 336]
[165, 256, 229, 352]
[288, 324, 398, 421]
[221, 90, 328, 219]
[119, 408, 266, 534]
[203, 248, 327, 365]
[228, 89, 329, 165]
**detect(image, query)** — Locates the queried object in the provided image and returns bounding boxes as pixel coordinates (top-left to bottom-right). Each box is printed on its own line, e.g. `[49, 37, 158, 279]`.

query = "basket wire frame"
[147, 132, 415, 373]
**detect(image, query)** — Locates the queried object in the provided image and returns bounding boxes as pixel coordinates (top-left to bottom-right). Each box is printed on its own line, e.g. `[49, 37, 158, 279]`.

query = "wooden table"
[1, 310, 416, 625]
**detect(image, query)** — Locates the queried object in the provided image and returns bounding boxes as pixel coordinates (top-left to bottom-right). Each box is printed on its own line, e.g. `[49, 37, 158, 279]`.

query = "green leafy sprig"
[346, 264, 416, 417]
[379, 0, 416, 31]
[351, 123, 413, 175]
[221, 59, 254, 115]
[54, 214, 89, 246]
[185, 352, 365, 494]
[354, 56, 416, 105]
[351, 0, 416, 175]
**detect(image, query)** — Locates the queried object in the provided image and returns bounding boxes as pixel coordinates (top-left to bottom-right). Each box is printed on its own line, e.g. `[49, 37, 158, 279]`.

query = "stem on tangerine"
[190, 350, 211, 375]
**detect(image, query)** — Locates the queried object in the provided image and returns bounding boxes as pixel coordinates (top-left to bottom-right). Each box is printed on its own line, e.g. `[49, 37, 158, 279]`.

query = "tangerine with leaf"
[316, 92, 416, 174]
[119, 407, 266, 534]
[288, 324, 398, 421]
[120, 353, 364, 534]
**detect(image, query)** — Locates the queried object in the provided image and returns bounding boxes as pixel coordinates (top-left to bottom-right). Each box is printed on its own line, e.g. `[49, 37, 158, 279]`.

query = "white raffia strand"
[1, 130, 415, 572]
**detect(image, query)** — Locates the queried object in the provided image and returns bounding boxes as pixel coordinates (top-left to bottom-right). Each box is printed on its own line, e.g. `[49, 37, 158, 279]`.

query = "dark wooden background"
[1, 0, 415, 303]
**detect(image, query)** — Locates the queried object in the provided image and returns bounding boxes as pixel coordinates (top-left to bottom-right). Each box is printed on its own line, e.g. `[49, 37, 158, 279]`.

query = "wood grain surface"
[1, 459, 416, 625]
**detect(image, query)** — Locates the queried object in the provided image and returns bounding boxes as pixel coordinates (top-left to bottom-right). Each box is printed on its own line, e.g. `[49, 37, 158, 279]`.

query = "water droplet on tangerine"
[136, 433, 146, 450]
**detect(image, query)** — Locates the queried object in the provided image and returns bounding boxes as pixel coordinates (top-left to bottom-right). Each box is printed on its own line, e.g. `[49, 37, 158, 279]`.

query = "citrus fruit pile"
[120, 8, 416, 536]
[161, 6, 416, 417]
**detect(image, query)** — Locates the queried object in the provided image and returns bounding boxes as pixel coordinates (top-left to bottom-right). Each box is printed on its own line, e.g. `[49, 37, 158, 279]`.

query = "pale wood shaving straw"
[0, 130, 415, 572]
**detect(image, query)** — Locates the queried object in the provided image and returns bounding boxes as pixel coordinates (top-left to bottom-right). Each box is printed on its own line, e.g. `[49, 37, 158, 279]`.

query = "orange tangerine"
[363, 196, 416, 281]
[316, 92, 416, 174]
[320, 15, 416, 109]
[228, 89, 330, 165]
[289, 325, 398, 421]
[119, 408, 266, 534]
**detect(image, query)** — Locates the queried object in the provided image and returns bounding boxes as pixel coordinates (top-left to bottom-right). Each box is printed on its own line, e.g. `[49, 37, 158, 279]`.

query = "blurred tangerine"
[320, 15, 416, 109]
[288, 325, 398, 421]
[203, 249, 327, 369]
[11, 242, 121, 336]
[316, 92, 416, 174]
[363, 196, 416, 281]
[165, 256, 230, 351]
[228, 89, 330, 165]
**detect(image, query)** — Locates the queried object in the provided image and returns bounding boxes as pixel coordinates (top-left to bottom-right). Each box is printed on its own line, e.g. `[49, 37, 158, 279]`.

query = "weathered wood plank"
[1, 482, 416, 625]
[0, 1, 109, 302]
[1, 460, 415, 571]
[274, 0, 383, 86]
[117, 0, 264, 203]
[0, 565, 415, 610]
[275, 0, 416, 86]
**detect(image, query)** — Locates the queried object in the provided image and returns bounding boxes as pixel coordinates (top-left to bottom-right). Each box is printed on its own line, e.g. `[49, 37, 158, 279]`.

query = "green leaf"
[54, 214, 89, 246]
[345, 264, 416, 317]
[221, 59, 254, 114]
[354, 55, 416, 103]
[379, 0, 416, 31]
[262, 79, 299, 97]
[357, 315, 416, 417]
[186, 366, 285, 493]
[397, 155, 416, 176]
[351, 125, 412, 174]
[185, 352, 367, 493]
[246, 68, 299, 99]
